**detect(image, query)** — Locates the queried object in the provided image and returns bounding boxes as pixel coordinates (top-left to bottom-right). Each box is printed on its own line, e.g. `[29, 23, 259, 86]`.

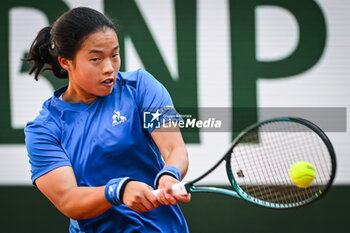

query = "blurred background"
[1, 0, 349, 232]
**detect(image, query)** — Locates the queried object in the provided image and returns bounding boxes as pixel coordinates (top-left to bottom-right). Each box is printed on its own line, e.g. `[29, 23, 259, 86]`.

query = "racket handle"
[151, 182, 188, 196]
[151, 189, 161, 196]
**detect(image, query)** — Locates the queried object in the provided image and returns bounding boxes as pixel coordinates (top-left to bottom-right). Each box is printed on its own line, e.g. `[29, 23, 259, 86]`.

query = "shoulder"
[118, 68, 152, 81]
[118, 69, 161, 88]
[25, 97, 61, 140]
[116, 69, 164, 101]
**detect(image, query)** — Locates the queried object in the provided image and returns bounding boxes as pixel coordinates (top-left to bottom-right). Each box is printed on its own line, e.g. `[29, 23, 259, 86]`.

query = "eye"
[112, 54, 119, 59]
[91, 58, 101, 62]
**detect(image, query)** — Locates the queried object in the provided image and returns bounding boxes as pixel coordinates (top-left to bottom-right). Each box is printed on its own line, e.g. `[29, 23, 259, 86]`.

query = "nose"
[103, 58, 114, 75]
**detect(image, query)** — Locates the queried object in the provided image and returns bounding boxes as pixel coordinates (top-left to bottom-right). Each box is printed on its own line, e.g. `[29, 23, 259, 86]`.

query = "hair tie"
[49, 32, 55, 49]
[50, 38, 55, 49]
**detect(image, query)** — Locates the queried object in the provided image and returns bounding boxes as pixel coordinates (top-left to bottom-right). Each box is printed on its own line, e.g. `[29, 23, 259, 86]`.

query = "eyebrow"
[88, 45, 119, 54]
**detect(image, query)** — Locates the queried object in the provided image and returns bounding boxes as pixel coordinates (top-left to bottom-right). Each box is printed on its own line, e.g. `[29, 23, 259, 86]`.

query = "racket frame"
[182, 117, 337, 208]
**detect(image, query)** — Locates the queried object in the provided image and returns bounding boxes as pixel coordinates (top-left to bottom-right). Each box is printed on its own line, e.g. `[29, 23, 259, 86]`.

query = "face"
[59, 28, 120, 104]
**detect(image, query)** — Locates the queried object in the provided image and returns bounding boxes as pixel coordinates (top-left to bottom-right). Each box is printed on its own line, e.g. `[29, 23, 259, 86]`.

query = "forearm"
[151, 126, 189, 180]
[163, 145, 188, 180]
[156, 145, 191, 205]
[55, 186, 112, 220]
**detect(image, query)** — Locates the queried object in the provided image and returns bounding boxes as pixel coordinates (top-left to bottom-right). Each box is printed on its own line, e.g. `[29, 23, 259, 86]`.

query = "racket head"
[226, 117, 336, 209]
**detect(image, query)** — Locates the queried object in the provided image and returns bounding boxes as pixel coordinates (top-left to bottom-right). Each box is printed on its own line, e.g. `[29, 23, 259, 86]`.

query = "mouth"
[102, 78, 115, 86]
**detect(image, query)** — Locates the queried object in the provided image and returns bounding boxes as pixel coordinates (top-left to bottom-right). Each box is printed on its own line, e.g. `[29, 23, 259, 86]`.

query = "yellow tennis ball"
[289, 161, 316, 188]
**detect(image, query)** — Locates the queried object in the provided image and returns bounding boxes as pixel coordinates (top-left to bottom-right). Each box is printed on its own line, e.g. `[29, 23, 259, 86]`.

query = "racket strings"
[237, 126, 294, 204]
[240, 129, 304, 205]
[307, 132, 332, 184]
[266, 123, 312, 204]
[265, 125, 326, 204]
[261, 132, 298, 205]
[229, 120, 333, 208]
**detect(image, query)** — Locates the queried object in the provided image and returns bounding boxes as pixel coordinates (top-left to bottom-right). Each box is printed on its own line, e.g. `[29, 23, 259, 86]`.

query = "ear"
[58, 56, 73, 72]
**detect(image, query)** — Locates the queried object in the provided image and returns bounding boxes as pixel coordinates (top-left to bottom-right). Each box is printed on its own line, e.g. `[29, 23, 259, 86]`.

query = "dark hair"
[22, 7, 116, 80]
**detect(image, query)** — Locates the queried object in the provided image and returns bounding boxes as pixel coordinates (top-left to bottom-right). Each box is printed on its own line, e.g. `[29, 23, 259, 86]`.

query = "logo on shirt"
[108, 184, 116, 196]
[143, 110, 162, 129]
[112, 111, 127, 126]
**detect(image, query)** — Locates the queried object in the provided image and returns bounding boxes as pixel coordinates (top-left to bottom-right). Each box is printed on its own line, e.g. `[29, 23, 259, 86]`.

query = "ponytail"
[22, 26, 68, 80]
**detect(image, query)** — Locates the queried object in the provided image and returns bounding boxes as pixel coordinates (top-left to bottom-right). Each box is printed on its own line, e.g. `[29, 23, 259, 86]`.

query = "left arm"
[151, 125, 191, 205]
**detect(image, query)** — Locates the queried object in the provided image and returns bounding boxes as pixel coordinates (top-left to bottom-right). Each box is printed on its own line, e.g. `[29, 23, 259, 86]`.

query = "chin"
[99, 88, 114, 97]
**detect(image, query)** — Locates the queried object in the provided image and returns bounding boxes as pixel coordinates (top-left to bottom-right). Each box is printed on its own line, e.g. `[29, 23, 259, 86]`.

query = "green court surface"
[0, 185, 349, 233]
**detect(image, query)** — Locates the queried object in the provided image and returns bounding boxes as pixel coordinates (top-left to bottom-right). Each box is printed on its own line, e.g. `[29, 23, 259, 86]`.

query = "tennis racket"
[152, 117, 336, 209]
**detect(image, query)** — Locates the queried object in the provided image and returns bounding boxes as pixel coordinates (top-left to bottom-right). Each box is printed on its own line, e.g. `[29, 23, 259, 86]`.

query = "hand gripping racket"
[152, 117, 336, 209]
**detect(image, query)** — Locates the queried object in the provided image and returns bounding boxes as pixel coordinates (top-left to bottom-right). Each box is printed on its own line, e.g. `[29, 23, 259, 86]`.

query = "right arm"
[35, 166, 159, 220]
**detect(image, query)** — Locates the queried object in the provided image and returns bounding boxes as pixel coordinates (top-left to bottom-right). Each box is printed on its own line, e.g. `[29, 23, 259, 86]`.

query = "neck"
[62, 84, 97, 105]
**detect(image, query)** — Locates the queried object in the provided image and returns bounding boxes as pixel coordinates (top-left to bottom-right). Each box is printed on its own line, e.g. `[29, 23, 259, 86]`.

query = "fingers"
[144, 186, 160, 209]
[122, 181, 160, 213]
[156, 188, 191, 205]
[131, 197, 157, 213]
[122, 178, 191, 213]
[173, 193, 191, 203]
[156, 188, 178, 205]
[156, 175, 191, 205]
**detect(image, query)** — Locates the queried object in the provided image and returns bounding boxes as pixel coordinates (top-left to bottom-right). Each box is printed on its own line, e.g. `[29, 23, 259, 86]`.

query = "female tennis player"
[23, 7, 190, 233]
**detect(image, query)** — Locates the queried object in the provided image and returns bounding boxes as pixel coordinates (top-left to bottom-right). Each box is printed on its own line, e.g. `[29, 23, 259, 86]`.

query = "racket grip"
[151, 182, 188, 197]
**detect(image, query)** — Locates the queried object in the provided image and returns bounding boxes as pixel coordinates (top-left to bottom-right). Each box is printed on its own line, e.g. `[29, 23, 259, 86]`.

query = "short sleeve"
[25, 121, 71, 184]
[136, 69, 182, 133]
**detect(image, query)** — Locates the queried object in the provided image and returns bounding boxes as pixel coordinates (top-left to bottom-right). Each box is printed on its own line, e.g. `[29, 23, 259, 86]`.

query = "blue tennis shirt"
[25, 69, 188, 233]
